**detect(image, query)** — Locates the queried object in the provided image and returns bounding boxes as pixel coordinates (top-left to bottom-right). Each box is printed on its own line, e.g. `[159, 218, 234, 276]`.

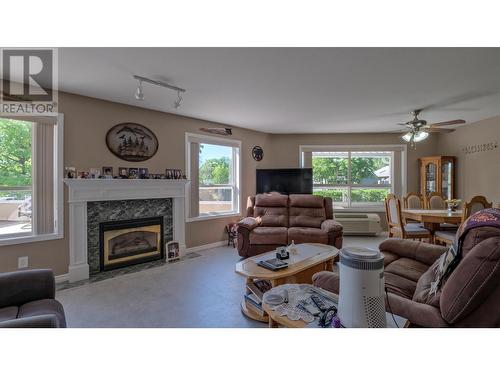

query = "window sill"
[0, 232, 63, 247]
[186, 212, 241, 223]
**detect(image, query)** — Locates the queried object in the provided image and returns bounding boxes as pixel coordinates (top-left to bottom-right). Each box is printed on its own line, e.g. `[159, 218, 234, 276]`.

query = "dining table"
[402, 209, 463, 234]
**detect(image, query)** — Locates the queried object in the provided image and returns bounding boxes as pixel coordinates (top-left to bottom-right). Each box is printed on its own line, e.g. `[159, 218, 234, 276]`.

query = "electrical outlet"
[18, 256, 29, 269]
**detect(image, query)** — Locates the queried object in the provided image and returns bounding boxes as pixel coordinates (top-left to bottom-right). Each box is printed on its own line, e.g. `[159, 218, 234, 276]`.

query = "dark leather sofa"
[237, 193, 343, 258]
[313, 226, 500, 327]
[0, 269, 67, 328]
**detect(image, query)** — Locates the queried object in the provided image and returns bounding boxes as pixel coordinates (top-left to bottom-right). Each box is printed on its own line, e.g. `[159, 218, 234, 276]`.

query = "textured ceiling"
[57, 48, 500, 133]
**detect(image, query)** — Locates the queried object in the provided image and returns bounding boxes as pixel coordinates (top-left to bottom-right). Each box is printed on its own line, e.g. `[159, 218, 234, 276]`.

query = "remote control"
[311, 294, 328, 312]
[298, 301, 321, 316]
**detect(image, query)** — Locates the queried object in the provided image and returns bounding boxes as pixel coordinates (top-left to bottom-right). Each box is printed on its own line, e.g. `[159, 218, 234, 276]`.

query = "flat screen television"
[256, 168, 313, 195]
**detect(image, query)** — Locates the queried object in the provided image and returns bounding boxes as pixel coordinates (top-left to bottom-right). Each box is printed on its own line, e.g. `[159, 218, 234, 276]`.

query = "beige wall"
[437, 115, 500, 205]
[0, 92, 272, 275]
[0, 91, 455, 276]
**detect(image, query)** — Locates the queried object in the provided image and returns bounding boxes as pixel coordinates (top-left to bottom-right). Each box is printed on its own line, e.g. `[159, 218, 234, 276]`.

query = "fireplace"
[99, 217, 164, 272]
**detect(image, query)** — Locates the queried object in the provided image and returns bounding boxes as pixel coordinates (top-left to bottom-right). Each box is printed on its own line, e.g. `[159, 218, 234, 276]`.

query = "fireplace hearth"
[99, 217, 164, 272]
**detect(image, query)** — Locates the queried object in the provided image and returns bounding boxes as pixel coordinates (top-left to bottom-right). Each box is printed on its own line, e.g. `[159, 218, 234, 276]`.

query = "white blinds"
[33, 122, 55, 234]
[188, 141, 200, 219]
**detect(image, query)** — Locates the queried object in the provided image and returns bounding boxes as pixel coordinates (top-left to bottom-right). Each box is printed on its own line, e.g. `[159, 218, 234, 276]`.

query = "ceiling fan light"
[402, 132, 412, 142]
[414, 131, 429, 142]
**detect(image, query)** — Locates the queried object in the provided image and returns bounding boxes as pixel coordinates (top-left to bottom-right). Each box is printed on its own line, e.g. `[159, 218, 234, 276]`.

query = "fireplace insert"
[99, 216, 164, 272]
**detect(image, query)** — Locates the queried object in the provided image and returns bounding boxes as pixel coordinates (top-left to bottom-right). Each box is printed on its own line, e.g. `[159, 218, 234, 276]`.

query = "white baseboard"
[55, 273, 69, 284]
[184, 240, 228, 255]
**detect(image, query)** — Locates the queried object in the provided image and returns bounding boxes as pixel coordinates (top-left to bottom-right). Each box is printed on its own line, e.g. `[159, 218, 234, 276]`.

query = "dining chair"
[403, 192, 424, 224]
[385, 194, 431, 241]
[462, 195, 493, 221]
[403, 192, 424, 209]
[435, 195, 493, 246]
[426, 192, 446, 209]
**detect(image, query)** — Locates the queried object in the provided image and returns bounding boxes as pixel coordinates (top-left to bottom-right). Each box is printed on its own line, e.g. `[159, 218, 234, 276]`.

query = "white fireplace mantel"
[64, 179, 188, 282]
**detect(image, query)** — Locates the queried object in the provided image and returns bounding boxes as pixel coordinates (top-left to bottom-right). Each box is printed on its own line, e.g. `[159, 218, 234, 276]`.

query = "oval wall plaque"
[106, 122, 159, 162]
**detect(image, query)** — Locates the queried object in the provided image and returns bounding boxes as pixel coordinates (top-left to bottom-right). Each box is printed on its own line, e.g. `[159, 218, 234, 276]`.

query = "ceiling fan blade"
[425, 128, 455, 133]
[428, 119, 466, 127]
[382, 128, 407, 133]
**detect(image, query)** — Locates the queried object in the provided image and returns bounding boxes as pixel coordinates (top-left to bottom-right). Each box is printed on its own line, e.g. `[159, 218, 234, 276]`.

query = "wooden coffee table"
[235, 243, 339, 323]
[263, 286, 339, 328]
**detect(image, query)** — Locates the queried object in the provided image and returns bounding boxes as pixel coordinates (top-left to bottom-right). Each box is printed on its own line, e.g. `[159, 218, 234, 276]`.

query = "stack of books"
[244, 280, 272, 317]
[258, 258, 288, 271]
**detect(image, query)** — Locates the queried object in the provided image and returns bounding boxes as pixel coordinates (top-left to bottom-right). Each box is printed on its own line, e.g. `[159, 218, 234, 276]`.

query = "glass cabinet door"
[425, 162, 437, 195]
[441, 160, 453, 199]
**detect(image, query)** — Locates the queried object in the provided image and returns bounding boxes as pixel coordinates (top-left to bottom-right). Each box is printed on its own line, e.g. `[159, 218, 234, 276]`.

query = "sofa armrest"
[237, 217, 261, 231]
[0, 315, 59, 328]
[321, 219, 343, 233]
[379, 239, 447, 266]
[312, 270, 339, 294]
[386, 293, 448, 327]
[0, 269, 55, 309]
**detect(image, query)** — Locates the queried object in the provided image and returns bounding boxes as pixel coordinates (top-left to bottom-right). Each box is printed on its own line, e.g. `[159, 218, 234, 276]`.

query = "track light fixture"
[135, 80, 144, 100]
[173, 91, 183, 109]
[133, 75, 186, 109]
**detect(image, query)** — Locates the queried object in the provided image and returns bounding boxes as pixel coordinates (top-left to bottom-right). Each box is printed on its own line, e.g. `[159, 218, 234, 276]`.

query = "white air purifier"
[337, 247, 387, 328]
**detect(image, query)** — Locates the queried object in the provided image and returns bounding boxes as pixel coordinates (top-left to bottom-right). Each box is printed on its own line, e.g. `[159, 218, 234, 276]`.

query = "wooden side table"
[235, 243, 339, 323]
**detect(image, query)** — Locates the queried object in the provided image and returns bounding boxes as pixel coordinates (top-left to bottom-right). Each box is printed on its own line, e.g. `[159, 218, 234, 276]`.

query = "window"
[301, 145, 406, 209]
[0, 116, 63, 245]
[0, 119, 33, 236]
[186, 133, 240, 221]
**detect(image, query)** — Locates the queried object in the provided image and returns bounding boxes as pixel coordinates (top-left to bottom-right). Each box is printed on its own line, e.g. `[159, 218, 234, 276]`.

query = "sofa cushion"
[413, 260, 441, 308]
[460, 226, 500, 257]
[440, 235, 500, 325]
[18, 299, 67, 328]
[289, 209, 325, 228]
[288, 227, 328, 244]
[0, 306, 18, 322]
[249, 227, 288, 245]
[385, 258, 429, 283]
[384, 272, 417, 299]
[289, 194, 326, 228]
[289, 194, 325, 208]
[255, 193, 288, 207]
[381, 251, 400, 267]
[254, 206, 288, 227]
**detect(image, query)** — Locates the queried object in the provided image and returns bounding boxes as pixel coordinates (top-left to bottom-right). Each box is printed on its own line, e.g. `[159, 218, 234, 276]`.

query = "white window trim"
[299, 144, 407, 209]
[185, 132, 242, 222]
[0, 114, 64, 246]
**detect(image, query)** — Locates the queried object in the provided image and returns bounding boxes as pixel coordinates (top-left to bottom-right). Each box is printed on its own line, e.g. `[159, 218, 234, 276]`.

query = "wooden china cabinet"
[419, 156, 456, 200]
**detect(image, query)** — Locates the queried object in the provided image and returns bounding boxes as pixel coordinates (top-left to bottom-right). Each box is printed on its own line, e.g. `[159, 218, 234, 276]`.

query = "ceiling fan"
[397, 109, 465, 145]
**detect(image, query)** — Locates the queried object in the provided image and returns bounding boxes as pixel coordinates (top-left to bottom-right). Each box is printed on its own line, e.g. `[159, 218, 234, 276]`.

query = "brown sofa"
[313, 226, 500, 327]
[237, 193, 343, 258]
[0, 269, 67, 328]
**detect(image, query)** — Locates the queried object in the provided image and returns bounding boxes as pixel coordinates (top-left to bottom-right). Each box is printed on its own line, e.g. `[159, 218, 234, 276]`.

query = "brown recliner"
[313, 226, 500, 327]
[237, 193, 343, 258]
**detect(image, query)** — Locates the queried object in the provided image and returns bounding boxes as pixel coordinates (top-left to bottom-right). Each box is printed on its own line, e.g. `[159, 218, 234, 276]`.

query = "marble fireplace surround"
[64, 179, 187, 283]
